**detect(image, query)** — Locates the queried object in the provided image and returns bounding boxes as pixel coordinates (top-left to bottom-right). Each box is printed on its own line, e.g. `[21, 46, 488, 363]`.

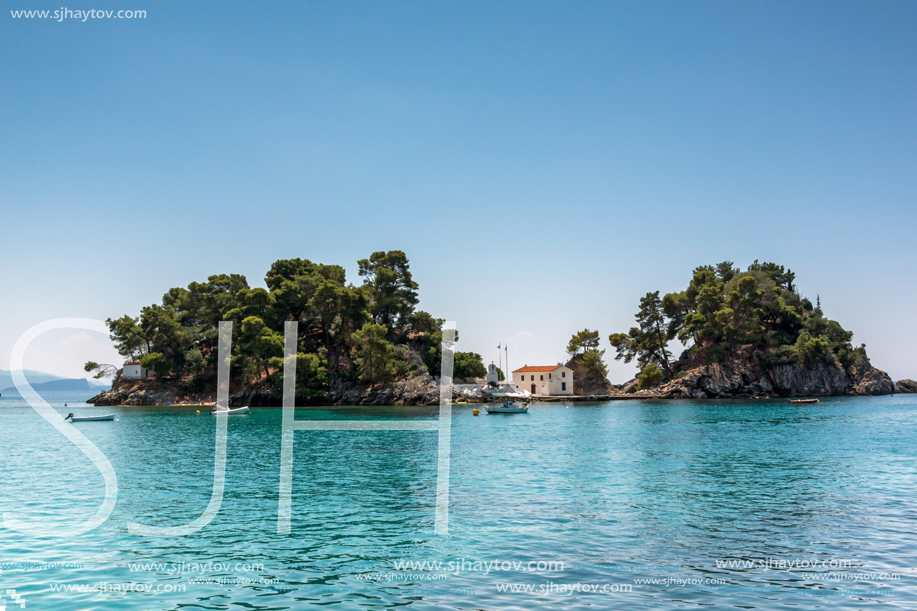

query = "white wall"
[549, 366, 573, 395]
[122, 364, 153, 380]
[122, 364, 143, 379]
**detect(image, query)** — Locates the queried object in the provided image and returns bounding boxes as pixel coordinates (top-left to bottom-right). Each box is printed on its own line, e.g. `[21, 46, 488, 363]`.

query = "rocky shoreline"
[88, 360, 914, 407]
[89, 370, 487, 407]
[87, 343, 913, 407]
[635, 351, 897, 399]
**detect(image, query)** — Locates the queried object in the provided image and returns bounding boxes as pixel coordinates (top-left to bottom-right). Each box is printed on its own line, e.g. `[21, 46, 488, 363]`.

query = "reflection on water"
[1, 392, 915, 609]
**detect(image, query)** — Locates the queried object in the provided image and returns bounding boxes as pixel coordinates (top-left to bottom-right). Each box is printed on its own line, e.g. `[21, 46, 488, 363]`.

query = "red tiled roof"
[125, 362, 140, 366]
[513, 365, 563, 373]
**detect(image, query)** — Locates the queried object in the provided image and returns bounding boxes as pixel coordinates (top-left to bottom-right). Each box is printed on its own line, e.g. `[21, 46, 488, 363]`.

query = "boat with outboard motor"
[484, 393, 530, 414]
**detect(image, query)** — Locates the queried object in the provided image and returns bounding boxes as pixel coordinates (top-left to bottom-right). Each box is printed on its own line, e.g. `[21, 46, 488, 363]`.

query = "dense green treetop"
[566, 329, 601, 357]
[454, 352, 488, 380]
[358, 250, 419, 333]
[93, 251, 484, 396]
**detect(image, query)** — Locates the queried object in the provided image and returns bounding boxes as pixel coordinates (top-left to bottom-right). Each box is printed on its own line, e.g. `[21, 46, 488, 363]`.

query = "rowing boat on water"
[210, 405, 251, 415]
[66, 414, 115, 422]
[789, 398, 819, 405]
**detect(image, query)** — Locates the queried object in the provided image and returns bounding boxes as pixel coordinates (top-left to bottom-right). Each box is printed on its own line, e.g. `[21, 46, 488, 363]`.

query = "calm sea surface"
[1, 390, 916, 610]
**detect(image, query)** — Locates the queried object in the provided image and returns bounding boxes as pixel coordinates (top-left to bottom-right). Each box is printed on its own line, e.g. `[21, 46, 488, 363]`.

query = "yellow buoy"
[473, 409, 479, 416]
[196, 410, 200, 414]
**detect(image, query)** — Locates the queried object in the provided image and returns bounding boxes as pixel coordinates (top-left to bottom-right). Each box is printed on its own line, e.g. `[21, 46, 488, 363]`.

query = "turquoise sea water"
[1, 390, 916, 610]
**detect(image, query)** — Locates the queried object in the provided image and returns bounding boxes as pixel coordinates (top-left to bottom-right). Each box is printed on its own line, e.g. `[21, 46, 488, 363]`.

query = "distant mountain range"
[0, 369, 110, 395]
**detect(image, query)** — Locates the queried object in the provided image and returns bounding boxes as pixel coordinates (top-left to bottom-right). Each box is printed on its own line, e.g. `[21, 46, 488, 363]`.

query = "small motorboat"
[210, 404, 251, 415]
[789, 398, 819, 405]
[485, 399, 530, 414]
[65, 413, 115, 422]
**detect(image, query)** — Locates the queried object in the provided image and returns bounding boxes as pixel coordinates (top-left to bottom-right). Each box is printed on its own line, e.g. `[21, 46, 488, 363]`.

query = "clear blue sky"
[1, 1, 915, 381]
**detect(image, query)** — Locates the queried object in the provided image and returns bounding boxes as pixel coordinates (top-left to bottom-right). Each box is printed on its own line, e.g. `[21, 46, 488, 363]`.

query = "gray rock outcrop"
[850, 365, 895, 396]
[649, 347, 894, 399]
[565, 356, 616, 396]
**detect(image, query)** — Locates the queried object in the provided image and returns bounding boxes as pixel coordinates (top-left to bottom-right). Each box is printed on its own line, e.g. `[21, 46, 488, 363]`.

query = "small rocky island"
[597, 260, 906, 399]
[556, 260, 912, 401]
[616, 347, 897, 399]
[89, 256, 913, 407]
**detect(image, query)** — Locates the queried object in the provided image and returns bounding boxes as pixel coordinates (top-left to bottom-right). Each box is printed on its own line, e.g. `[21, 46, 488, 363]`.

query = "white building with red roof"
[512, 364, 574, 396]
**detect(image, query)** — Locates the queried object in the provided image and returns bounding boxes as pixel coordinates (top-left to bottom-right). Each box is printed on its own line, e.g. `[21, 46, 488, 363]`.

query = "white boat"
[485, 399, 529, 414]
[66, 413, 114, 422]
[210, 405, 250, 415]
